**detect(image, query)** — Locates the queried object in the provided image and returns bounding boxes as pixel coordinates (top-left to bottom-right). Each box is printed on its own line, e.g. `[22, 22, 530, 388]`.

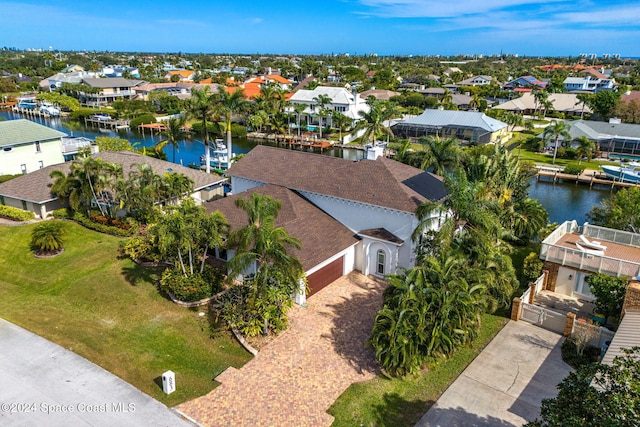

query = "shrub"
[586, 273, 628, 321]
[73, 213, 135, 237]
[0, 205, 35, 221]
[522, 252, 544, 283]
[160, 265, 223, 302]
[31, 221, 66, 253]
[563, 164, 586, 175]
[129, 114, 156, 128]
[230, 123, 247, 137]
[561, 338, 600, 369]
[51, 208, 72, 219]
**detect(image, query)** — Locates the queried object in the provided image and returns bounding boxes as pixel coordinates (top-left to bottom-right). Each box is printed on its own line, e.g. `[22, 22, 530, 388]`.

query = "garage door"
[306, 256, 344, 297]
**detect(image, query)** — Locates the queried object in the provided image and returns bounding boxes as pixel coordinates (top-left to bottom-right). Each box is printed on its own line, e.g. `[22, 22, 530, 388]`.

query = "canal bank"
[0, 111, 614, 225]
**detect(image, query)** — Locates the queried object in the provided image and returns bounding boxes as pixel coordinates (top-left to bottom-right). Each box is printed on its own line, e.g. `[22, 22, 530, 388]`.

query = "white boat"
[212, 139, 227, 154]
[17, 97, 38, 110]
[39, 102, 60, 116]
[91, 113, 112, 121]
[601, 162, 640, 184]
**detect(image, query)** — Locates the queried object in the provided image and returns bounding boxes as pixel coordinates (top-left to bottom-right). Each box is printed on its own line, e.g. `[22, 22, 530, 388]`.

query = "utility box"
[162, 370, 176, 395]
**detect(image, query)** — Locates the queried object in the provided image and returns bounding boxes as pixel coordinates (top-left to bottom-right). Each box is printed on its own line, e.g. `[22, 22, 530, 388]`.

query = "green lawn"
[0, 221, 251, 407]
[327, 313, 509, 427]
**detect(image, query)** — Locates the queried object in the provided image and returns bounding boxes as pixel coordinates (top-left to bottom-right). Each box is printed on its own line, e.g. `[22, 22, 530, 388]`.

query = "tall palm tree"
[292, 103, 307, 137]
[351, 99, 400, 146]
[419, 135, 460, 175]
[155, 116, 188, 164]
[188, 87, 218, 173]
[227, 193, 303, 336]
[214, 89, 249, 159]
[542, 120, 571, 164]
[312, 94, 332, 137]
[574, 135, 596, 165]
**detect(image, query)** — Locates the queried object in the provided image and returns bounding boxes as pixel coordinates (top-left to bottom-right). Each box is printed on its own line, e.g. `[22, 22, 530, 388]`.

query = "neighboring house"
[101, 66, 140, 78]
[539, 221, 640, 301]
[452, 93, 473, 110]
[164, 70, 195, 82]
[39, 71, 98, 91]
[565, 119, 640, 155]
[359, 89, 400, 101]
[457, 75, 493, 86]
[563, 76, 615, 93]
[133, 82, 197, 100]
[218, 145, 447, 303]
[418, 87, 446, 99]
[0, 151, 226, 219]
[503, 75, 547, 91]
[288, 86, 370, 122]
[493, 92, 592, 116]
[245, 74, 293, 90]
[391, 109, 510, 144]
[79, 78, 145, 106]
[0, 119, 66, 175]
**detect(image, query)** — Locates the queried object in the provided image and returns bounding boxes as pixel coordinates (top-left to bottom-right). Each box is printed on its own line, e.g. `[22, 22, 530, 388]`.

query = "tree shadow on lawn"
[414, 403, 519, 427]
[370, 392, 434, 427]
[120, 262, 162, 287]
[323, 276, 387, 376]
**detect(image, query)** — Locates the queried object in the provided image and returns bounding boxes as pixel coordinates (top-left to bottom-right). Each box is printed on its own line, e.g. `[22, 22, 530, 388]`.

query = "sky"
[1, 0, 639, 57]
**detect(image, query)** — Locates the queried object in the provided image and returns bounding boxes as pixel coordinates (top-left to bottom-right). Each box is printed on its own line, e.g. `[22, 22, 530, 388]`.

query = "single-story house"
[217, 145, 447, 303]
[0, 119, 66, 175]
[493, 93, 592, 116]
[457, 75, 494, 86]
[503, 76, 547, 91]
[391, 109, 510, 144]
[0, 151, 226, 219]
[565, 119, 640, 155]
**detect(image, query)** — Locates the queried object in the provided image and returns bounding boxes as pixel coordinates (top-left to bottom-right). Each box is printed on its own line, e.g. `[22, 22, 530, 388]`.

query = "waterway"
[1, 111, 614, 224]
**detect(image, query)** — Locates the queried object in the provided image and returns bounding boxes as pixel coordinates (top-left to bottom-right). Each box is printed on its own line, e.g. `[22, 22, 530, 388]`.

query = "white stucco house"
[288, 86, 371, 124]
[0, 119, 67, 175]
[207, 145, 447, 304]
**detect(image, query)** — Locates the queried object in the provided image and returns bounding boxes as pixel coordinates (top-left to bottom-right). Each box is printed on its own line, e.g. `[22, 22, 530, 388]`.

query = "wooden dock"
[84, 116, 130, 130]
[536, 166, 639, 189]
[0, 101, 16, 110]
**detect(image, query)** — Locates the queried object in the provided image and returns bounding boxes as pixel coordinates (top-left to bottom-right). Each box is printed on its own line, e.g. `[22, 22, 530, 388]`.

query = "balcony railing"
[541, 242, 640, 278]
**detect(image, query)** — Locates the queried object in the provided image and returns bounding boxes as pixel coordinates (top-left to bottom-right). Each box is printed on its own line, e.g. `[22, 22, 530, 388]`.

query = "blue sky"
[1, 0, 639, 56]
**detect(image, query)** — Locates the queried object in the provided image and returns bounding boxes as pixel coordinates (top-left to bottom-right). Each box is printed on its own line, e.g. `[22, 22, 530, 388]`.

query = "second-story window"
[35, 141, 41, 152]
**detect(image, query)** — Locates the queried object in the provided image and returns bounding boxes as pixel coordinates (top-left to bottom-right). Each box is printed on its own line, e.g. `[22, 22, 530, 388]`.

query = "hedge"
[129, 114, 157, 128]
[73, 213, 136, 237]
[160, 265, 224, 302]
[0, 205, 35, 221]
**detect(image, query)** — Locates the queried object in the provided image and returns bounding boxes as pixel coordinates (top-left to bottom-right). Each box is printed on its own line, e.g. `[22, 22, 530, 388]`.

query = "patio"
[533, 290, 596, 321]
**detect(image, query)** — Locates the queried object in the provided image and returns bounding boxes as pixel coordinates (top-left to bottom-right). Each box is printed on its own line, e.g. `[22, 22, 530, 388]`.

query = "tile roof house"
[0, 151, 226, 219]
[494, 93, 592, 115]
[0, 119, 66, 175]
[288, 86, 370, 122]
[392, 109, 509, 144]
[220, 145, 447, 303]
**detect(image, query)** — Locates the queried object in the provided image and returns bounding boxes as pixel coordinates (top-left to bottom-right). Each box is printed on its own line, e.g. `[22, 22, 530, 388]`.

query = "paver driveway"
[176, 272, 386, 427]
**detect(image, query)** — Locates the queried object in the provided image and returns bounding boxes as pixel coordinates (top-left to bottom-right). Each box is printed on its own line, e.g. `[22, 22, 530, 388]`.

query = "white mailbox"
[162, 370, 176, 394]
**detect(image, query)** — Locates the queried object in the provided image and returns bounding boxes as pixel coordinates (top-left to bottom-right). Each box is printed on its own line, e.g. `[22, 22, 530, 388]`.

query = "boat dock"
[84, 116, 130, 130]
[0, 101, 16, 110]
[536, 166, 640, 189]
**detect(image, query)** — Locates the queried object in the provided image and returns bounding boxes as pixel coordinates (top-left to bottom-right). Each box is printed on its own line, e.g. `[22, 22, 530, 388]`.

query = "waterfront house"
[0, 119, 66, 175]
[209, 145, 447, 304]
[0, 151, 226, 219]
[539, 221, 640, 301]
[79, 78, 145, 107]
[391, 109, 509, 144]
[288, 86, 371, 124]
[493, 93, 592, 116]
[565, 119, 640, 156]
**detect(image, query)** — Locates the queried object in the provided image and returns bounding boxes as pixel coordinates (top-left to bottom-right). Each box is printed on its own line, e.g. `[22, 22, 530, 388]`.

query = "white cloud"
[250, 17, 264, 25]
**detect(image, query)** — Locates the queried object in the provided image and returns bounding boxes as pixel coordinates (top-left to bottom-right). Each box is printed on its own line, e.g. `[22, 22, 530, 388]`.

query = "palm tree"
[419, 135, 460, 175]
[62, 120, 82, 137]
[331, 111, 351, 143]
[574, 135, 596, 165]
[227, 193, 303, 336]
[188, 87, 218, 173]
[155, 116, 188, 164]
[542, 120, 572, 164]
[312, 94, 332, 137]
[351, 99, 400, 145]
[31, 221, 66, 254]
[533, 89, 549, 117]
[214, 89, 249, 159]
[292, 103, 307, 137]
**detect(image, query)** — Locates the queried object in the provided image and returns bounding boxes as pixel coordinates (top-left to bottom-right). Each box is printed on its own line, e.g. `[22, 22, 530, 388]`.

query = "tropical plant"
[587, 186, 640, 232]
[573, 136, 596, 164]
[525, 347, 640, 427]
[188, 86, 218, 173]
[351, 99, 401, 145]
[418, 136, 460, 175]
[542, 120, 571, 164]
[155, 116, 188, 163]
[215, 88, 249, 158]
[586, 273, 628, 321]
[31, 221, 66, 254]
[225, 193, 303, 336]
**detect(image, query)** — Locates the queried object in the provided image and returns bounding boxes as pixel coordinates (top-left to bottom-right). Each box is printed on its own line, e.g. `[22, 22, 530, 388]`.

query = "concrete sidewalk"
[416, 321, 572, 427]
[0, 318, 195, 427]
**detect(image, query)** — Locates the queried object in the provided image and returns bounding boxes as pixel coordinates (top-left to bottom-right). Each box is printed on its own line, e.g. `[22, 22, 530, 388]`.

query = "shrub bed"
[73, 213, 136, 237]
[563, 164, 586, 175]
[0, 205, 35, 221]
[52, 208, 72, 219]
[160, 265, 224, 302]
[561, 339, 600, 369]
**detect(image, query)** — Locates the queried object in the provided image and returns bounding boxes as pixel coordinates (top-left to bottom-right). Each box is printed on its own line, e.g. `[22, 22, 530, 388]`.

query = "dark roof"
[358, 228, 404, 244]
[227, 146, 445, 212]
[81, 77, 144, 88]
[203, 184, 359, 271]
[0, 151, 223, 203]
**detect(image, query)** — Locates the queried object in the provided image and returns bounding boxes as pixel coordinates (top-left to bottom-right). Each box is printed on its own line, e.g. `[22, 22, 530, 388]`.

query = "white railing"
[521, 302, 566, 334]
[541, 243, 640, 277]
[542, 220, 580, 246]
[583, 223, 640, 248]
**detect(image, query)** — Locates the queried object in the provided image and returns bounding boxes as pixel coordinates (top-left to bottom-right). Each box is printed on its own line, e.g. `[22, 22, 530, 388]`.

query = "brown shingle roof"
[0, 151, 223, 203]
[203, 184, 359, 271]
[227, 146, 445, 212]
[359, 228, 404, 244]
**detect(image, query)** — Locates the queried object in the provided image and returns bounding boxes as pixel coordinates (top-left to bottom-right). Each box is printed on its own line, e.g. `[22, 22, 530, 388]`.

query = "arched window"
[376, 250, 385, 275]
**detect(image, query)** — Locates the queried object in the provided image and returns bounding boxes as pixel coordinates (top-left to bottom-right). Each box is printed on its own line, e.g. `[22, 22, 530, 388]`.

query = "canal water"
[1, 111, 613, 224]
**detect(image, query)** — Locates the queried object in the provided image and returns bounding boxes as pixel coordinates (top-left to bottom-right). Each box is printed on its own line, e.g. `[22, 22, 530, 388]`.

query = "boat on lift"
[601, 162, 640, 184]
